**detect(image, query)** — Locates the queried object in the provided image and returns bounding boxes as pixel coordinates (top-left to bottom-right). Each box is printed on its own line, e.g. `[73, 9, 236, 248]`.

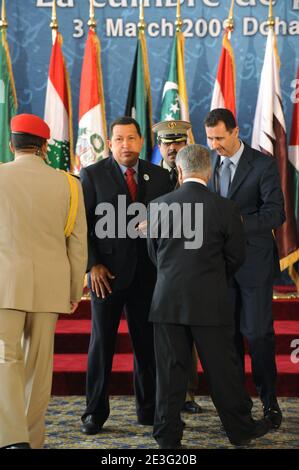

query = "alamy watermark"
[94, 195, 203, 250]
[290, 339, 299, 364]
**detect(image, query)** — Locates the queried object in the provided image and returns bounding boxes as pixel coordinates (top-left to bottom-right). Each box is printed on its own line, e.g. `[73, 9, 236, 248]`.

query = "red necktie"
[125, 168, 138, 202]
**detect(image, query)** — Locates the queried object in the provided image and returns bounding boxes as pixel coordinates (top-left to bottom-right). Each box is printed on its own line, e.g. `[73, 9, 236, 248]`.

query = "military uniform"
[0, 114, 87, 448]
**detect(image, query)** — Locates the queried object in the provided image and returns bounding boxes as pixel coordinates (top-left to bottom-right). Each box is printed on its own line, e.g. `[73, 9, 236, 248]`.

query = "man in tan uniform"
[152, 120, 202, 415]
[0, 114, 87, 449]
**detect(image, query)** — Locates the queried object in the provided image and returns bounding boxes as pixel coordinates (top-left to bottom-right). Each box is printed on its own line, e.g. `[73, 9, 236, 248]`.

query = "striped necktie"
[125, 168, 138, 202]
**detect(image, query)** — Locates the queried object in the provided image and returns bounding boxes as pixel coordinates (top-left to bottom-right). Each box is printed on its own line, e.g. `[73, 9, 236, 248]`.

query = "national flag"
[152, 31, 194, 164]
[0, 19, 17, 163]
[289, 64, 299, 232]
[44, 32, 73, 171]
[75, 28, 108, 172]
[125, 30, 153, 160]
[210, 29, 236, 118]
[251, 28, 299, 287]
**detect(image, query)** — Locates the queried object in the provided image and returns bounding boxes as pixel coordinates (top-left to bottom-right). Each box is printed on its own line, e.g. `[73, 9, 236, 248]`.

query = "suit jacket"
[147, 182, 245, 326]
[208, 142, 286, 287]
[0, 155, 88, 313]
[80, 156, 172, 292]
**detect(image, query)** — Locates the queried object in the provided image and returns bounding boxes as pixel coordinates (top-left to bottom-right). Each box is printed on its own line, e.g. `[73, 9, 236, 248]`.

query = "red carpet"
[52, 290, 299, 396]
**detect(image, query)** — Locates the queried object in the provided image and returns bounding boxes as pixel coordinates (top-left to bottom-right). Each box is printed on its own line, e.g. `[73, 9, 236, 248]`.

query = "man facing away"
[80, 116, 172, 434]
[0, 114, 87, 449]
[153, 119, 202, 415]
[147, 144, 271, 449]
[205, 108, 285, 429]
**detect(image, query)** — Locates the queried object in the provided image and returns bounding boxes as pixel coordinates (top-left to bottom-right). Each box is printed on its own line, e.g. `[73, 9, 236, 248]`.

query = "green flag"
[160, 38, 181, 121]
[0, 28, 17, 163]
[151, 32, 193, 164]
[125, 31, 153, 160]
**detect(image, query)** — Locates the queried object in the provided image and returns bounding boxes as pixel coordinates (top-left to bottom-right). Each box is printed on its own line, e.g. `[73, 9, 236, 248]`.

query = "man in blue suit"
[204, 108, 285, 429]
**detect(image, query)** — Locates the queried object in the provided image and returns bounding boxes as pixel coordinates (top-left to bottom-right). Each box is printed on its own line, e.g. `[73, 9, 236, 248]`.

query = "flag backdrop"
[151, 31, 194, 164]
[289, 64, 299, 232]
[75, 28, 108, 172]
[44, 32, 73, 171]
[0, 25, 17, 163]
[210, 30, 236, 119]
[251, 28, 299, 287]
[125, 30, 153, 160]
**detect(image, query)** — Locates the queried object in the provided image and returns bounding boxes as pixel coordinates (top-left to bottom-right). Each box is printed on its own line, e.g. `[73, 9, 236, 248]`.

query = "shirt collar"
[183, 177, 207, 187]
[161, 158, 174, 172]
[117, 160, 139, 175]
[220, 140, 244, 167]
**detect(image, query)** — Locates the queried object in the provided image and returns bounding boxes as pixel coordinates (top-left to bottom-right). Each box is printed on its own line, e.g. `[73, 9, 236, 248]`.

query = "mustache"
[167, 150, 177, 156]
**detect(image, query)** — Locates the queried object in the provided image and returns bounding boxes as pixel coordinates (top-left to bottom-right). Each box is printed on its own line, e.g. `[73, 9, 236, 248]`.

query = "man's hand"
[90, 264, 115, 299]
[136, 220, 147, 237]
[70, 302, 79, 313]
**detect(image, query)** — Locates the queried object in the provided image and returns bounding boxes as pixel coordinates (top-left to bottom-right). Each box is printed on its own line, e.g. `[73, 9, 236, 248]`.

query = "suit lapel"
[137, 159, 147, 202]
[209, 153, 220, 193]
[109, 157, 131, 199]
[228, 144, 254, 198]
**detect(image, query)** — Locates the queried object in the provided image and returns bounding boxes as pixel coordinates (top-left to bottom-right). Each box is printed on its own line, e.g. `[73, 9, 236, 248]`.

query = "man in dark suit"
[153, 119, 202, 415]
[204, 108, 286, 429]
[80, 116, 172, 434]
[147, 144, 271, 448]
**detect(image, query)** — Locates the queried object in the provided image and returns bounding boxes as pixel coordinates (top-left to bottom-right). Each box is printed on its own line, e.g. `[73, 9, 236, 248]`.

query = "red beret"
[11, 114, 50, 139]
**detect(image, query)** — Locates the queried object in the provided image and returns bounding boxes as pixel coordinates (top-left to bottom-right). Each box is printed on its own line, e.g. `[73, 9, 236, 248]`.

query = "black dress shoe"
[182, 400, 203, 414]
[229, 418, 271, 446]
[81, 414, 102, 435]
[263, 403, 282, 430]
[4, 442, 31, 449]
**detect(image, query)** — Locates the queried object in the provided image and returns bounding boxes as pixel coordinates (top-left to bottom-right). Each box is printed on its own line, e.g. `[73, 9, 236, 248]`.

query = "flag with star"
[44, 32, 73, 171]
[125, 29, 153, 160]
[0, 10, 17, 163]
[152, 31, 193, 164]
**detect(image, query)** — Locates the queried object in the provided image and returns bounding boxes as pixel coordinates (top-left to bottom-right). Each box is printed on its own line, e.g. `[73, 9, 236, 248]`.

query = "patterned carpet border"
[45, 396, 299, 449]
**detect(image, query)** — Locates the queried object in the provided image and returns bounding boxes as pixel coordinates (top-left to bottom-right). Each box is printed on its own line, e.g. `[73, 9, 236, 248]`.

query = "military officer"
[0, 114, 87, 449]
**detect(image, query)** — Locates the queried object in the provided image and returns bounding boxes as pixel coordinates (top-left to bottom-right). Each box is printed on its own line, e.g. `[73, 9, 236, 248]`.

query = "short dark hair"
[110, 116, 142, 138]
[204, 108, 237, 131]
[11, 133, 46, 150]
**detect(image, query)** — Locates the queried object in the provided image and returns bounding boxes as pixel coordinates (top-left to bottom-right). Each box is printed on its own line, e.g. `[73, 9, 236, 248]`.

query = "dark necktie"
[169, 167, 178, 188]
[219, 158, 232, 197]
[125, 168, 138, 201]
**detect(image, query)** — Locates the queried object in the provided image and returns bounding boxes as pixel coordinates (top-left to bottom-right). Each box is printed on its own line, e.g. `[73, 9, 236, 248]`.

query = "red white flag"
[75, 29, 108, 173]
[252, 28, 299, 286]
[210, 30, 236, 119]
[44, 32, 73, 171]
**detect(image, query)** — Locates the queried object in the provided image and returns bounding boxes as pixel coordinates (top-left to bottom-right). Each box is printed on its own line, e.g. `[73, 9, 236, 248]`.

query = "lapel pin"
[143, 174, 150, 181]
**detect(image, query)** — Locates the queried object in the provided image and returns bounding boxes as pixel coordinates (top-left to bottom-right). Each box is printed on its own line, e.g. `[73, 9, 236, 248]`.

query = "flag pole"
[137, 0, 153, 151]
[224, 0, 235, 39]
[0, 0, 8, 30]
[175, 0, 183, 33]
[88, 0, 97, 31]
[50, 0, 58, 44]
[138, 0, 146, 33]
[0, 0, 17, 109]
[267, 0, 275, 29]
[225, 0, 235, 39]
